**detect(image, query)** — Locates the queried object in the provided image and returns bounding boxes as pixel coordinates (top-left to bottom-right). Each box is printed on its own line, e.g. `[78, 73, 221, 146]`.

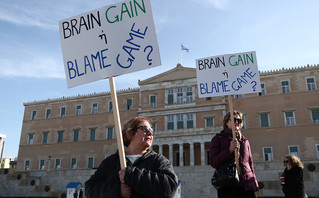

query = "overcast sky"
[1, 0, 319, 158]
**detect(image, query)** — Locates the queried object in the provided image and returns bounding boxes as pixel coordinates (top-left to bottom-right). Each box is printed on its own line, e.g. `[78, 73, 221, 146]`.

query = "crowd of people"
[84, 113, 306, 198]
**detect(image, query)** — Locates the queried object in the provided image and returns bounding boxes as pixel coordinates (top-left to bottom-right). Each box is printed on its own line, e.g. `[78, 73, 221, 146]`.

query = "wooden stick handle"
[228, 95, 241, 175]
[109, 77, 127, 169]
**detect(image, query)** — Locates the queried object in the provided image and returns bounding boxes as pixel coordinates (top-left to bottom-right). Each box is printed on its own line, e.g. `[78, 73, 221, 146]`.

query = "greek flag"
[181, 44, 190, 53]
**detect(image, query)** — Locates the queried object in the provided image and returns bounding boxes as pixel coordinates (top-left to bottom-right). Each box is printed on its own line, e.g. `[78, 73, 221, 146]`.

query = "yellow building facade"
[13, 64, 319, 197]
[17, 64, 319, 171]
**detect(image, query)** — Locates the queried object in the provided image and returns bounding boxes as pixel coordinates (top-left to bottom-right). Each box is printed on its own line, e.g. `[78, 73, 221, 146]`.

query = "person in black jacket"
[281, 154, 305, 198]
[85, 117, 178, 198]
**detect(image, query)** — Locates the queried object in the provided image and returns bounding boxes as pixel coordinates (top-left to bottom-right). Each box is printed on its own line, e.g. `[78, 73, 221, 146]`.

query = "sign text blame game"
[196, 51, 261, 98]
[59, 0, 161, 88]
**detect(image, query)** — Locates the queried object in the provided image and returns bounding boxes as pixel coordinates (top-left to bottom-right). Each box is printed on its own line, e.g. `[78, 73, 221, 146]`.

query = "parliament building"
[9, 63, 319, 197]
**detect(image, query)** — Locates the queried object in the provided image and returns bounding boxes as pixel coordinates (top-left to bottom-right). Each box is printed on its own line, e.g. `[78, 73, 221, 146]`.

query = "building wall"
[15, 64, 319, 196]
[17, 89, 139, 171]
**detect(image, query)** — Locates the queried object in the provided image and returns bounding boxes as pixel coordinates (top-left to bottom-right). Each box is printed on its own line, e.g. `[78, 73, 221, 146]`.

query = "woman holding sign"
[85, 117, 178, 198]
[210, 111, 259, 198]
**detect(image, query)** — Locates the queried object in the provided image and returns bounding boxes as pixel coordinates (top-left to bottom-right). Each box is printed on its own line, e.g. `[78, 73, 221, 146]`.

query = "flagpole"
[180, 45, 182, 65]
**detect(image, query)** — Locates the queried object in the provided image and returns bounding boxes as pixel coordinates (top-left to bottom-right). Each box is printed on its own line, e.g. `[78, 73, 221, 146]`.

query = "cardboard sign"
[59, 0, 161, 88]
[196, 51, 261, 98]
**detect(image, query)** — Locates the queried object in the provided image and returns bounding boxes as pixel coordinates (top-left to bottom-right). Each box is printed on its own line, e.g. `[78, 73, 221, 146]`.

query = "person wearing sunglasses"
[85, 117, 178, 198]
[281, 155, 306, 198]
[210, 110, 259, 198]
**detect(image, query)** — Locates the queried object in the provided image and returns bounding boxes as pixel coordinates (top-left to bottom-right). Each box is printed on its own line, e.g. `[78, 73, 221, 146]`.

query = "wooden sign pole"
[109, 77, 127, 169]
[228, 95, 241, 175]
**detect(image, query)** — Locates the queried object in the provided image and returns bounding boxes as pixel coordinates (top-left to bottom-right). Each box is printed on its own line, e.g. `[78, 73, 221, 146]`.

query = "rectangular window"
[242, 115, 246, 129]
[260, 83, 266, 96]
[31, 110, 37, 120]
[316, 144, 319, 159]
[206, 117, 214, 127]
[90, 128, 96, 141]
[55, 159, 61, 170]
[46, 108, 51, 119]
[28, 134, 34, 145]
[71, 158, 77, 169]
[234, 94, 242, 99]
[289, 145, 299, 157]
[108, 101, 113, 112]
[107, 127, 114, 139]
[177, 114, 183, 129]
[73, 129, 79, 142]
[281, 80, 290, 93]
[168, 89, 174, 105]
[57, 131, 64, 143]
[76, 105, 82, 115]
[311, 109, 319, 124]
[150, 95, 156, 107]
[60, 106, 66, 117]
[306, 77, 316, 91]
[167, 115, 174, 130]
[42, 132, 48, 144]
[88, 157, 94, 168]
[263, 147, 273, 161]
[39, 159, 45, 170]
[285, 111, 295, 126]
[25, 160, 30, 170]
[187, 113, 193, 128]
[177, 88, 183, 104]
[152, 122, 157, 133]
[127, 98, 133, 110]
[92, 103, 98, 114]
[260, 113, 270, 128]
[186, 87, 193, 103]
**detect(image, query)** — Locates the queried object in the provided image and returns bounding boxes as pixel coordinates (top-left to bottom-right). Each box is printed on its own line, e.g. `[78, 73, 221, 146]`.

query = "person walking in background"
[210, 110, 259, 198]
[85, 117, 178, 198]
[281, 155, 306, 198]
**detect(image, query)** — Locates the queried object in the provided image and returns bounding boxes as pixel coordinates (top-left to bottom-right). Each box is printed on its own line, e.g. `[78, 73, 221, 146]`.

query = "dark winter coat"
[85, 150, 178, 198]
[282, 167, 305, 198]
[209, 130, 259, 192]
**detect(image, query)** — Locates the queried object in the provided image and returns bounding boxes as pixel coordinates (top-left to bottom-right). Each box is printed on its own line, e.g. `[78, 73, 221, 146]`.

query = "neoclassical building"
[14, 63, 319, 197]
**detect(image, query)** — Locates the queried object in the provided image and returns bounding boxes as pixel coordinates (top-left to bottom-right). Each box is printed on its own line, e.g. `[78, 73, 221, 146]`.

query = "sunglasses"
[230, 118, 243, 124]
[283, 160, 289, 163]
[137, 125, 154, 135]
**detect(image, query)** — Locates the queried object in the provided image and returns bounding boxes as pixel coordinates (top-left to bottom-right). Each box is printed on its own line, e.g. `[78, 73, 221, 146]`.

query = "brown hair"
[122, 117, 152, 147]
[284, 154, 304, 168]
[223, 110, 243, 131]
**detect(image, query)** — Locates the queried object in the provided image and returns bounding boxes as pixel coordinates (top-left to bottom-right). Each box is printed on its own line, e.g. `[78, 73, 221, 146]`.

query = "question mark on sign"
[251, 81, 257, 91]
[144, 45, 153, 66]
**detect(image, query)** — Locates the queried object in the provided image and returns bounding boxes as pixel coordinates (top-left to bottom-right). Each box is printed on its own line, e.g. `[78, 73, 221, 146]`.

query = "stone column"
[201, 142, 205, 165]
[159, 144, 163, 154]
[169, 144, 173, 164]
[179, 144, 184, 167]
[190, 143, 194, 166]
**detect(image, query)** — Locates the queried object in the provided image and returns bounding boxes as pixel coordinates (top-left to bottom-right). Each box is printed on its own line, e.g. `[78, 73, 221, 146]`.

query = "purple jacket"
[210, 130, 259, 192]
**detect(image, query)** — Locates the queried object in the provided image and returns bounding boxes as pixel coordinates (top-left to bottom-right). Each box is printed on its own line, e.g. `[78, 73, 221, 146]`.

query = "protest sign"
[59, 0, 160, 169]
[196, 51, 261, 174]
[196, 51, 261, 98]
[59, 0, 161, 88]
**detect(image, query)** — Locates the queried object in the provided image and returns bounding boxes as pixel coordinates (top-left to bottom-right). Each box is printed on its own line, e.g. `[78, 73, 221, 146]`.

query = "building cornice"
[260, 64, 319, 76]
[23, 87, 140, 106]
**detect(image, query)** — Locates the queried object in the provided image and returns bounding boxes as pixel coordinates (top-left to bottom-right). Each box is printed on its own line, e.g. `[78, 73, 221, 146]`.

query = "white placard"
[196, 51, 261, 98]
[59, 0, 161, 88]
